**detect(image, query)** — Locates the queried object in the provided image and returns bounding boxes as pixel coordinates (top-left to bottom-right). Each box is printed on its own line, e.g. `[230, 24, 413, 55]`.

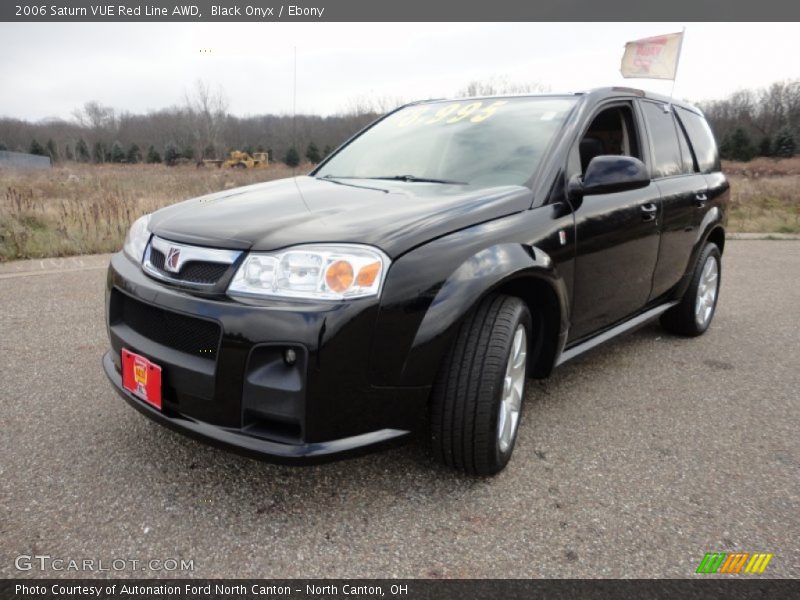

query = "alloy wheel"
[695, 255, 719, 328]
[497, 325, 527, 453]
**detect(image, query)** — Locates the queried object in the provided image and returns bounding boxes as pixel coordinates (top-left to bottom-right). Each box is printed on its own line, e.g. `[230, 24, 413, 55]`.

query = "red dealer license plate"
[121, 348, 162, 410]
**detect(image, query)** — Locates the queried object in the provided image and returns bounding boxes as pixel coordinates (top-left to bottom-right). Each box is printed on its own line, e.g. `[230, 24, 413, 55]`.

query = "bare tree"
[458, 76, 550, 98]
[184, 80, 229, 158]
[340, 94, 407, 117]
[72, 101, 117, 133]
[70, 101, 118, 160]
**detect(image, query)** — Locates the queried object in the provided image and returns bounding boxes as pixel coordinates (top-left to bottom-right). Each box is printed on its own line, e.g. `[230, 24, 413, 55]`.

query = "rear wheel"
[430, 294, 531, 475]
[660, 242, 721, 336]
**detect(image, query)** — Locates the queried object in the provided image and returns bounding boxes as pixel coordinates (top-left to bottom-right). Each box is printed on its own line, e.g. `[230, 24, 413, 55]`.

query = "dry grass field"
[1, 159, 798, 261]
[723, 158, 800, 235]
[0, 163, 301, 261]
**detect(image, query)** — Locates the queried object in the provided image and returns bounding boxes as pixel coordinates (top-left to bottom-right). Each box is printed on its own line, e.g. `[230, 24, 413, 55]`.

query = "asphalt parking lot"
[1, 240, 798, 579]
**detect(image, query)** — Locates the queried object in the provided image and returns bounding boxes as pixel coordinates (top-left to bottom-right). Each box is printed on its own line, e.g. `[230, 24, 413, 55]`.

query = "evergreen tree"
[0, 142, 7, 151]
[146, 145, 161, 164]
[243, 144, 255, 156]
[29, 139, 46, 156]
[111, 141, 126, 163]
[65, 144, 74, 161]
[728, 128, 755, 162]
[758, 136, 773, 157]
[719, 133, 733, 160]
[126, 144, 142, 164]
[92, 141, 105, 163]
[305, 142, 321, 164]
[283, 146, 300, 167]
[773, 127, 796, 158]
[181, 146, 195, 160]
[256, 144, 265, 153]
[163, 143, 180, 166]
[323, 145, 333, 158]
[202, 144, 216, 159]
[45, 139, 58, 162]
[75, 139, 90, 162]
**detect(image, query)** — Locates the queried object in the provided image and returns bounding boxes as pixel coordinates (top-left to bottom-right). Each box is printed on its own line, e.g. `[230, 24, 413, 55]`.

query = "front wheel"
[430, 294, 531, 475]
[661, 242, 721, 336]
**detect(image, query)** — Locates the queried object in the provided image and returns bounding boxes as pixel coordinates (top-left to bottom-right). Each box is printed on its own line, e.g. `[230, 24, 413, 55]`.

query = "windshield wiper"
[317, 174, 389, 193]
[367, 175, 468, 185]
[320, 174, 467, 185]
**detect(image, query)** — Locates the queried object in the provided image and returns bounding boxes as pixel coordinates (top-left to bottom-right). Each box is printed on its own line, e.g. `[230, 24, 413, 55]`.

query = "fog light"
[284, 348, 297, 365]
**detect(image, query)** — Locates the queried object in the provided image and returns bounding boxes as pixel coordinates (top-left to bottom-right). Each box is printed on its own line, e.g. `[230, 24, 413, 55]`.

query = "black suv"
[104, 87, 728, 474]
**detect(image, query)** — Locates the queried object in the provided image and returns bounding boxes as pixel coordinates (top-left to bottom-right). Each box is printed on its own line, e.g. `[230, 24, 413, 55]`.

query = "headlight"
[228, 244, 390, 300]
[123, 214, 151, 263]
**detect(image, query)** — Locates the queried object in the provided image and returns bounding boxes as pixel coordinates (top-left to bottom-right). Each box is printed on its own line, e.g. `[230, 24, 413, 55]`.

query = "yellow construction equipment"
[201, 151, 269, 169]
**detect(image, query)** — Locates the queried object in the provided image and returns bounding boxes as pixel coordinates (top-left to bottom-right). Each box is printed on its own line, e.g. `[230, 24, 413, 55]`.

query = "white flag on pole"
[620, 32, 684, 80]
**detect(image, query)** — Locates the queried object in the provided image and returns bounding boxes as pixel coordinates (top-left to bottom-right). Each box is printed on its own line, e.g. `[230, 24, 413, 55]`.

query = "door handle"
[695, 193, 708, 207]
[641, 203, 657, 221]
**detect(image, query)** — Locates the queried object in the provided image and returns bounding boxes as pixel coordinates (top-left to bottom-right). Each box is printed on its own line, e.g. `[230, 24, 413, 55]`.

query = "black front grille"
[180, 261, 230, 284]
[112, 290, 221, 360]
[149, 248, 230, 285]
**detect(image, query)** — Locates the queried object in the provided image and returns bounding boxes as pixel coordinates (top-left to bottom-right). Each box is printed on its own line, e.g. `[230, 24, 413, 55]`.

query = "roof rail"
[610, 87, 646, 96]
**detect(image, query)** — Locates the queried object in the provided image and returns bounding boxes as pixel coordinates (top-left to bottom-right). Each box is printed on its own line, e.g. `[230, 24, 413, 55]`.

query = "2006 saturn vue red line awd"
[104, 87, 728, 474]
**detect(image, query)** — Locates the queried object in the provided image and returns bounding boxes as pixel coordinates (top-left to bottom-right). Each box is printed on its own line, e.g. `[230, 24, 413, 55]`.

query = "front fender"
[369, 206, 575, 387]
[414, 244, 561, 348]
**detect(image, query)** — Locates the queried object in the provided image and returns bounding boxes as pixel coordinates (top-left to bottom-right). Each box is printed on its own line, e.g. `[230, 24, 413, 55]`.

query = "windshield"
[316, 97, 576, 187]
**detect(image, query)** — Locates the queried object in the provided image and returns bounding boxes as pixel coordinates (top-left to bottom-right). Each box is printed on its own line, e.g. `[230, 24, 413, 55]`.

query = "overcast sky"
[1, 22, 799, 121]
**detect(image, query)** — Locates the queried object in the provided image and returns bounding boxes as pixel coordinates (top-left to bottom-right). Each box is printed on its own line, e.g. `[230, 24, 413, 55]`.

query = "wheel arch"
[707, 225, 726, 254]
[670, 211, 726, 302]
[393, 243, 570, 387]
[489, 275, 565, 379]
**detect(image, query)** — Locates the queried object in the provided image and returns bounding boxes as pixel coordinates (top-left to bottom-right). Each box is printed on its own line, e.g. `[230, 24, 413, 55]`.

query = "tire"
[660, 242, 721, 337]
[430, 294, 531, 475]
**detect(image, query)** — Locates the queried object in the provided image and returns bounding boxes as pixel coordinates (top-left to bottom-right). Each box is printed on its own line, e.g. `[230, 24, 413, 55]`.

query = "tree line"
[21, 135, 327, 168]
[0, 107, 372, 168]
[0, 82, 377, 167]
[697, 79, 799, 161]
[1, 78, 797, 167]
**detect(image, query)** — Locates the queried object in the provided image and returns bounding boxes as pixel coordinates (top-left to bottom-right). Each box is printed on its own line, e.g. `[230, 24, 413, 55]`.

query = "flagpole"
[668, 27, 686, 108]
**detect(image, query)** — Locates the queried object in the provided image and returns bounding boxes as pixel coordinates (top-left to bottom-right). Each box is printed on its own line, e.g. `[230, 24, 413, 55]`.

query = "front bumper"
[103, 352, 409, 464]
[104, 251, 429, 464]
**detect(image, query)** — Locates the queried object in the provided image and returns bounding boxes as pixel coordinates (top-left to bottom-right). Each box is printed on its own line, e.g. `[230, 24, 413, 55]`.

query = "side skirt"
[556, 301, 679, 366]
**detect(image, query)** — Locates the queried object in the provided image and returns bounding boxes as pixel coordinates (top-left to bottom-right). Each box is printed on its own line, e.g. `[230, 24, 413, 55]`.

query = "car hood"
[148, 176, 532, 258]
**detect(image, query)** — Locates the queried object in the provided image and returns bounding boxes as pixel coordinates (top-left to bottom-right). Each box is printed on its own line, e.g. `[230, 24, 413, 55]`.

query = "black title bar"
[3, 579, 800, 600]
[3, 0, 800, 22]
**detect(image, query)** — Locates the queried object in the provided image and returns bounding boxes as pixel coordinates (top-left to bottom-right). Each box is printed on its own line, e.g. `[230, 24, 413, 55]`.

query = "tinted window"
[316, 97, 576, 188]
[641, 101, 682, 178]
[676, 107, 720, 173]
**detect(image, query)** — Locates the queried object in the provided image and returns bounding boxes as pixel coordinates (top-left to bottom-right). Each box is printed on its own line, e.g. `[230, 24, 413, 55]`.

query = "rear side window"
[676, 107, 721, 173]
[641, 101, 682, 178]
[675, 118, 697, 173]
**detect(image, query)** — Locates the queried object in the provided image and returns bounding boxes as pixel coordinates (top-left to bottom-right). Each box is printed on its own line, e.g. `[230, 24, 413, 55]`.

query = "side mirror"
[568, 155, 650, 199]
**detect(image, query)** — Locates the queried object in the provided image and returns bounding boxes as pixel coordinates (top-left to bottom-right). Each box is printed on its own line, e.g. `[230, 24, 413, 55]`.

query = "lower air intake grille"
[112, 290, 221, 360]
